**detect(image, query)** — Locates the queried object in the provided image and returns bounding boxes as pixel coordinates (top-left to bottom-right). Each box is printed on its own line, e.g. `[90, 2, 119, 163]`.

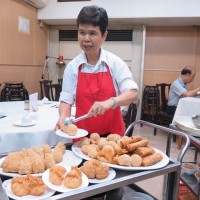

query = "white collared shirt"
[59, 48, 138, 105]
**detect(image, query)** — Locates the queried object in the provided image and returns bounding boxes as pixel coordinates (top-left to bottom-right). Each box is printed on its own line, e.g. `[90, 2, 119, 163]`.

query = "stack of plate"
[174, 116, 200, 137]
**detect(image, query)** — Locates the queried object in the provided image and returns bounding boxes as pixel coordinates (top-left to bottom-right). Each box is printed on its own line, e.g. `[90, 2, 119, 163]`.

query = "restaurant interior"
[0, 0, 200, 200]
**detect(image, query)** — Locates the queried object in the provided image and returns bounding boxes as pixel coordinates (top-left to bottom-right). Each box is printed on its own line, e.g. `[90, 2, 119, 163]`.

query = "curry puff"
[49, 165, 67, 186]
[80, 159, 109, 179]
[63, 166, 82, 189]
[11, 175, 46, 197]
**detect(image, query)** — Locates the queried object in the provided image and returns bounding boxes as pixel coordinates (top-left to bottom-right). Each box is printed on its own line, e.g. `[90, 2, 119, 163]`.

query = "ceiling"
[42, 17, 200, 27]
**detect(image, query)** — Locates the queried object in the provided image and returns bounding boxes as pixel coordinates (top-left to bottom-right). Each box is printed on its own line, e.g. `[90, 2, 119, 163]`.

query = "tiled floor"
[131, 124, 200, 200]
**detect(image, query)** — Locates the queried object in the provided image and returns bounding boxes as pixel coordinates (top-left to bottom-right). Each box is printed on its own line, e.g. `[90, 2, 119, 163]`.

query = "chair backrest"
[156, 83, 171, 112]
[0, 82, 29, 101]
[58, 79, 63, 85]
[39, 80, 52, 99]
[123, 102, 138, 137]
[44, 83, 62, 101]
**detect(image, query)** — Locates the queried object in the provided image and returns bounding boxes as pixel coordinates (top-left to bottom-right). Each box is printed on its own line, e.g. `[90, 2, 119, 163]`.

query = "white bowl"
[21, 115, 32, 125]
[181, 163, 198, 175]
[192, 115, 200, 129]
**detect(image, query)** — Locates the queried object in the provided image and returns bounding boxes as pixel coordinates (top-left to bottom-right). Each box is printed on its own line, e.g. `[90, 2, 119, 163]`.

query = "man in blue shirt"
[167, 66, 200, 116]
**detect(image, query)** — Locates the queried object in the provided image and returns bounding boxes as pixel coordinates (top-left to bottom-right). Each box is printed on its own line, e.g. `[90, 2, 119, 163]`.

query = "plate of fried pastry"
[80, 159, 116, 184]
[3, 175, 55, 200]
[56, 124, 88, 139]
[42, 165, 89, 193]
[72, 133, 169, 171]
[0, 142, 82, 177]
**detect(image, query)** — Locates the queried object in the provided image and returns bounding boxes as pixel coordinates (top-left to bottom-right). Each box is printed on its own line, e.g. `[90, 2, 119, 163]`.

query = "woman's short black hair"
[77, 5, 108, 36]
[181, 68, 192, 75]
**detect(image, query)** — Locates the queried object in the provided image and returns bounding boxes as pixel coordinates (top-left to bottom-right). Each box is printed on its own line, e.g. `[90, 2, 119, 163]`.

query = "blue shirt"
[168, 77, 187, 106]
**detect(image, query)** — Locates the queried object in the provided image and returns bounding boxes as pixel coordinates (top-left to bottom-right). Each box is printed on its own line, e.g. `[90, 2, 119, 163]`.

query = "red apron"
[75, 64, 125, 136]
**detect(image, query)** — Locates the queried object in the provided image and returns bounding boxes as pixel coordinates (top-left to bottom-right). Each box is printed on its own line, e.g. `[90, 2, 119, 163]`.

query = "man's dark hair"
[181, 68, 192, 75]
[77, 5, 108, 36]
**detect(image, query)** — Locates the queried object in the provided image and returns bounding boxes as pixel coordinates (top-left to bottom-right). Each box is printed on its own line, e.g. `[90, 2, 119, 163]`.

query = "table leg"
[178, 136, 183, 149]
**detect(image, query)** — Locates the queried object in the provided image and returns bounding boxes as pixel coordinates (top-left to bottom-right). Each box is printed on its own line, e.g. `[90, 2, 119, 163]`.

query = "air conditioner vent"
[23, 0, 47, 8]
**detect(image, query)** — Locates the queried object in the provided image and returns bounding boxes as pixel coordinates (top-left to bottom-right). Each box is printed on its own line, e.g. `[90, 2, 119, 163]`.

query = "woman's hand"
[88, 99, 114, 116]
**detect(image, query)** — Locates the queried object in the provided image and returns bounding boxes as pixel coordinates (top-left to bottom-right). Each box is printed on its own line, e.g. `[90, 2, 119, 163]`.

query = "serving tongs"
[64, 113, 93, 126]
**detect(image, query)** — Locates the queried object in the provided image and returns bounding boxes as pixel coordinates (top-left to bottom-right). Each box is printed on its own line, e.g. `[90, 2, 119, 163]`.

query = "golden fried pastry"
[81, 144, 90, 155]
[113, 155, 119, 165]
[97, 145, 115, 163]
[55, 142, 66, 154]
[2, 152, 24, 173]
[11, 175, 46, 197]
[60, 123, 68, 133]
[90, 133, 100, 144]
[87, 146, 98, 159]
[19, 156, 33, 175]
[32, 156, 45, 174]
[53, 148, 63, 163]
[130, 154, 142, 167]
[118, 154, 131, 166]
[11, 177, 29, 196]
[107, 134, 121, 142]
[121, 135, 142, 148]
[114, 144, 128, 155]
[141, 152, 163, 167]
[126, 139, 149, 152]
[80, 137, 91, 147]
[44, 153, 56, 169]
[95, 163, 109, 179]
[49, 165, 67, 185]
[97, 138, 109, 149]
[64, 166, 82, 189]
[135, 146, 155, 157]
[67, 124, 78, 135]
[27, 175, 46, 196]
[42, 144, 52, 154]
[31, 146, 44, 158]
[107, 141, 117, 147]
[80, 160, 96, 179]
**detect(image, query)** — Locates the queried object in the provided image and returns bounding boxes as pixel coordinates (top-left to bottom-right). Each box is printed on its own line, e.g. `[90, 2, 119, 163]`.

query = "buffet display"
[0, 130, 171, 200]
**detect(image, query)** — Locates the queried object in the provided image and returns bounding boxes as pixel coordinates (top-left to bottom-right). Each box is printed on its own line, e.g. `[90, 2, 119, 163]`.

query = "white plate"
[122, 191, 154, 200]
[59, 150, 83, 166]
[55, 129, 88, 139]
[13, 120, 37, 127]
[88, 168, 116, 184]
[174, 116, 200, 137]
[3, 179, 55, 200]
[0, 150, 82, 177]
[42, 166, 89, 193]
[72, 142, 169, 171]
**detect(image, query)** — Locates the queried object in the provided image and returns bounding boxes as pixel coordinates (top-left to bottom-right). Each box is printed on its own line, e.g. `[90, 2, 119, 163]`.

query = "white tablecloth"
[173, 97, 200, 122]
[0, 101, 73, 154]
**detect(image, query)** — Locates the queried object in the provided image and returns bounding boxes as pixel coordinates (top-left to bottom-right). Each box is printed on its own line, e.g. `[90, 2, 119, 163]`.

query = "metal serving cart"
[0, 120, 190, 200]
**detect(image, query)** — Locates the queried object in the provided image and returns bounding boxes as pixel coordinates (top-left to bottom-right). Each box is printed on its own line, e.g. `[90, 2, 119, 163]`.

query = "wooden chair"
[0, 82, 29, 101]
[44, 83, 62, 101]
[39, 80, 52, 99]
[123, 102, 138, 137]
[154, 83, 173, 135]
